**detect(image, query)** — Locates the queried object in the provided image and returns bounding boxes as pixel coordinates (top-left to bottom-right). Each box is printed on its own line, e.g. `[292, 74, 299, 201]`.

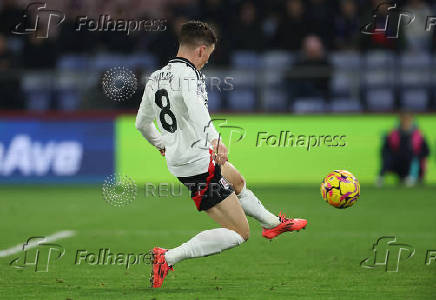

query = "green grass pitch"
[1, 185, 435, 299]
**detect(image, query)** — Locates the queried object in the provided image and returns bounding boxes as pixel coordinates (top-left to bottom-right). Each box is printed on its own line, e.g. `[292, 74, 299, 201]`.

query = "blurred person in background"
[286, 35, 332, 104]
[0, 0, 22, 36]
[0, 34, 12, 69]
[377, 113, 430, 187]
[231, 2, 264, 51]
[404, 0, 432, 52]
[0, 33, 24, 109]
[200, 0, 230, 28]
[57, 1, 96, 54]
[260, 2, 281, 48]
[206, 21, 230, 66]
[97, 3, 137, 53]
[334, 0, 359, 50]
[274, 0, 307, 51]
[305, 0, 334, 49]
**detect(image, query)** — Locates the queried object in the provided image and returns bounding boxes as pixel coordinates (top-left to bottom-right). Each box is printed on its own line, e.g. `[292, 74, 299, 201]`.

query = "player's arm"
[135, 86, 165, 154]
[182, 71, 227, 164]
[210, 139, 228, 165]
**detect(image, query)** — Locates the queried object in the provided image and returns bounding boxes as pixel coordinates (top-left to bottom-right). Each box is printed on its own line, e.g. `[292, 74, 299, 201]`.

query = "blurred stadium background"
[1, 0, 435, 184]
[3, 0, 436, 112]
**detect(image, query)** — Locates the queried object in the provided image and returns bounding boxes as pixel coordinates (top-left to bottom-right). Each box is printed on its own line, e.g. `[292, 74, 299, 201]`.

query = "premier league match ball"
[320, 170, 360, 209]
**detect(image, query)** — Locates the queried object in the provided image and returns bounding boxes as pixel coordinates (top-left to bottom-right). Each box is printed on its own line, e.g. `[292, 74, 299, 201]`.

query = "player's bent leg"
[221, 161, 280, 229]
[164, 194, 248, 264]
[221, 162, 308, 239]
[221, 162, 245, 195]
[205, 192, 250, 240]
[152, 194, 247, 288]
[165, 194, 248, 264]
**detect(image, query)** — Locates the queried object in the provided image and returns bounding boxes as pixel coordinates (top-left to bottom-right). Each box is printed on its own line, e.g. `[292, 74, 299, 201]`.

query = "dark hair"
[178, 21, 217, 47]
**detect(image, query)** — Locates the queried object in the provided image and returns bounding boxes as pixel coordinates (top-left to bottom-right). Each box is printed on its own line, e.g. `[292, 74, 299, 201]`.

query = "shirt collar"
[169, 57, 198, 71]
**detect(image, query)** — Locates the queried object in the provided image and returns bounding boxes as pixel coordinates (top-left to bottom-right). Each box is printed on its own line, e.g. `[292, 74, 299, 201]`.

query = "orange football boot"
[262, 212, 307, 240]
[150, 247, 173, 288]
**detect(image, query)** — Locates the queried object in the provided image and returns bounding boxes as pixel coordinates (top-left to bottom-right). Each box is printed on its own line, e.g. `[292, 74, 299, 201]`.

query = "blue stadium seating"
[331, 98, 362, 112]
[364, 69, 395, 88]
[400, 52, 431, 68]
[22, 74, 52, 111]
[331, 70, 353, 96]
[292, 97, 326, 114]
[57, 55, 90, 71]
[400, 89, 429, 111]
[231, 51, 261, 69]
[331, 51, 361, 70]
[57, 90, 80, 111]
[227, 88, 256, 111]
[226, 70, 257, 89]
[399, 52, 431, 88]
[262, 87, 288, 111]
[94, 54, 127, 71]
[366, 88, 395, 111]
[262, 51, 294, 70]
[22, 50, 436, 112]
[125, 54, 157, 70]
[26, 91, 51, 111]
[206, 89, 222, 112]
[365, 50, 396, 68]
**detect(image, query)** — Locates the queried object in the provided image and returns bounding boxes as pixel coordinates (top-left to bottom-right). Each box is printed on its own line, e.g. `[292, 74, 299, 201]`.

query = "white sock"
[164, 228, 245, 266]
[237, 184, 280, 229]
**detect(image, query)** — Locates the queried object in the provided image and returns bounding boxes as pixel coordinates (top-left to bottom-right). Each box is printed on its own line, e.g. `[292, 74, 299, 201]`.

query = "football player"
[136, 20, 308, 288]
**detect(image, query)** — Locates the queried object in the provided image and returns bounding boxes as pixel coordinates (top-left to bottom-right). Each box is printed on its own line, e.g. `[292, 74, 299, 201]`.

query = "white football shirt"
[136, 57, 219, 177]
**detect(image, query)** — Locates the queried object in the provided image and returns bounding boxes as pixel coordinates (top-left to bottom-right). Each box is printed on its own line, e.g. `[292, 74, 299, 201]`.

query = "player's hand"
[159, 148, 165, 156]
[211, 139, 228, 165]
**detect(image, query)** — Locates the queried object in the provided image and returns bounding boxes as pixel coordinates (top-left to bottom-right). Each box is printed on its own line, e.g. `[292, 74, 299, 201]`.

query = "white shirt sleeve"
[135, 86, 165, 150]
[182, 70, 219, 143]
